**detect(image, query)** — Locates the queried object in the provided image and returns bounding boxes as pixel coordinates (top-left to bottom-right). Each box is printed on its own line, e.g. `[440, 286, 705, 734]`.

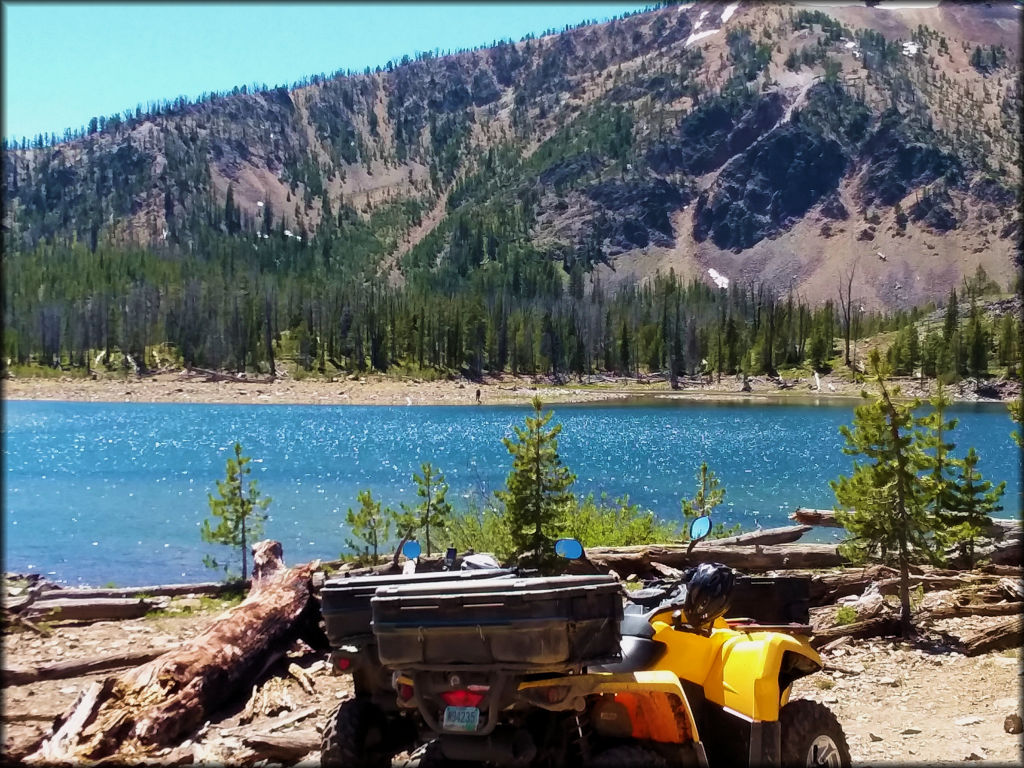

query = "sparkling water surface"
[3, 398, 1019, 586]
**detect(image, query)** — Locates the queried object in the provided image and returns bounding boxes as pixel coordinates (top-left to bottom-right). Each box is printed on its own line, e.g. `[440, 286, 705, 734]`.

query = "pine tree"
[943, 287, 959, 342]
[918, 383, 961, 529]
[495, 397, 576, 570]
[404, 462, 452, 556]
[831, 350, 936, 634]
[201, 442, 271, 582]
[680, 462, 739, 539]
[345, 489, 391, 562]
[943, 448, 1004, 568]
[997, 313, 1016, 373]
[966, 298, 988, 377]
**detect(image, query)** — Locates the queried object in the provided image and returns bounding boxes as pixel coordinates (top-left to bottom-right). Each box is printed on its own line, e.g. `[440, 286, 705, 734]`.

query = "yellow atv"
[378, 518, 850, 767]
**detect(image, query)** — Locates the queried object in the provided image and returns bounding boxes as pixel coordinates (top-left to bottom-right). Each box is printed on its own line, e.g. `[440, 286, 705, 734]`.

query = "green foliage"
[940, 447, 1004, 568]
[831, 351, 936, 632]
[1010, 397, 1023, 448]
[345, 489, 392, 563]
[447, 500, 517, 563]
[401, 462, 453, 556]
[834, 605, 858, 626]
[564, 493, 678, 548]
[201, 442, 271, 582]
[495, 397, 576, 570]
[680, 461, 739, 539]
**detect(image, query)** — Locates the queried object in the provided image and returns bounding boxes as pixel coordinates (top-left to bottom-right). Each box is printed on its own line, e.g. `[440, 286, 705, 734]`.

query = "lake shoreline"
[2, 370, 1018, 407]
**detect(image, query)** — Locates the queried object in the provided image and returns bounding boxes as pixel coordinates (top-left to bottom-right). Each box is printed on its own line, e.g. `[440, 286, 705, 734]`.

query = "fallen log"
[37, 582, 242, 600]
[808, 565, 899, 606]
[29, 540, 318, 764]
[25, 596, 168, 623]
[810, 616, 902, 648]
[575, 542, 844, 577]
[708, 524, 812, 547]
[923, 601, 1023, 620]
[873, 574, 974, 596]
[960, 614, 1024, 657]
[242, 729, 319, 763]
[2, 647, 170, 686]
[790, 508, 845, 528]
[792, 509, 1020, 541]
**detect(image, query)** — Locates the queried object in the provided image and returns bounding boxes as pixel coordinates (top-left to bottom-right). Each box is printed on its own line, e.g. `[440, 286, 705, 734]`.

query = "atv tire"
[397, 740, 452, 768]
[779, 699, 851, 768]
[590, 745, 667, 767]
[321, 698, 389, 768]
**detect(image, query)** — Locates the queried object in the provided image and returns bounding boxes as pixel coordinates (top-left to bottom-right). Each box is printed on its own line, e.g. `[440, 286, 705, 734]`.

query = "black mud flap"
[749, 721, 781, 767]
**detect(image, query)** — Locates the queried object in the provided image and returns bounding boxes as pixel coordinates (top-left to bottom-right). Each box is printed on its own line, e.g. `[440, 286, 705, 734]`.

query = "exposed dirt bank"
[2, 370, 1018, 407]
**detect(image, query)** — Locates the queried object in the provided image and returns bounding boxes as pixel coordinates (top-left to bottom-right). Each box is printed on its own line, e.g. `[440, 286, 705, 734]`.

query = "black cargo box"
[726, 576, 810, 625]
[322, 569, 513, 647]
[371, 574, 623, 670]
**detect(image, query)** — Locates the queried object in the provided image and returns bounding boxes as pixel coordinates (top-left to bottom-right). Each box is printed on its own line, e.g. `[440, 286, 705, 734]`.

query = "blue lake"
[3, 398, 1020, 586]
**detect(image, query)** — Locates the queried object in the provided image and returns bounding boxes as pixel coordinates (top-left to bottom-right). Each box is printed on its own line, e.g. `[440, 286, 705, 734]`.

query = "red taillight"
[336, 657, 352, 671]
[440, 689, 486, 708]
[399, 683, 414, 701]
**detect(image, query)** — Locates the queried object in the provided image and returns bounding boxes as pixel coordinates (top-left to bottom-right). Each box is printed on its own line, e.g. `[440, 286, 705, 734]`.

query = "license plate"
[442, 706, 480, 732]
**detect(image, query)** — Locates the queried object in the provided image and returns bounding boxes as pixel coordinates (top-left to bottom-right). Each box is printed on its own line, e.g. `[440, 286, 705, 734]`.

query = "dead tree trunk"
[29, 541, 317, 764]
[2, 648, 171, 686]
[710, 525, 811, 546]
[960, 615, 1024, 656]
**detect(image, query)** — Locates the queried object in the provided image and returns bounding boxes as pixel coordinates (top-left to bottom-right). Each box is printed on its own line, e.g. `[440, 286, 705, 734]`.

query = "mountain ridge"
[3, 1, 1021, 310]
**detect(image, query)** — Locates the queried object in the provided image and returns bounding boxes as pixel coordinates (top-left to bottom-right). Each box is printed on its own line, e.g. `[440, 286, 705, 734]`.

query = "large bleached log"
[29, 541, 318, 764]
[711, 524, 812, 546]
[575, 542, 844, 577]
[960, 614, 1024, 657]
[25, 597, 168, 623]
[37, 582, 241, 600]
[791, 508, 1021, 542]
[2, 647, 170, 686]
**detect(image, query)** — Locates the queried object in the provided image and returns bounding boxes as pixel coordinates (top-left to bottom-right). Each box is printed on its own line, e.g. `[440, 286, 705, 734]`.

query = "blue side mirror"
[689, 516, 712, 542]
[402, 540, 422, 560]
[555, 538, 584, 560]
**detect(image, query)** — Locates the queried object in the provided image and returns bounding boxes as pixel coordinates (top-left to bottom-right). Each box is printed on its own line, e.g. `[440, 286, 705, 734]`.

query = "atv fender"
[655, 626, 823, 724]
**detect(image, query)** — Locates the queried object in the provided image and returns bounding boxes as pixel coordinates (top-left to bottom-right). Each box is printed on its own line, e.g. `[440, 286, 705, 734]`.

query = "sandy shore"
[2, 370, 1017, 406]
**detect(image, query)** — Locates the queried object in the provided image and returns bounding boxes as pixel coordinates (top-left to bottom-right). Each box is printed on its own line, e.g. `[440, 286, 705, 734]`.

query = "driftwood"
[790, 508, 845, 528]
[808, 565, 899, 606]
[792, 508, 1021, 542]
[810, 616, 903, 648]
[37, 582, 241, 600]
[574, 542, 844, 577]
[960, 614, 1024, 656]
[2, 647, 170, 686]
[186, 367, 272, 384]
[709, 524, 811, 547]
[924, 601, 1023, 620]
[242, 729, 319, 762]
[29, 540, 318, 764]
[25, 597, 168, 623]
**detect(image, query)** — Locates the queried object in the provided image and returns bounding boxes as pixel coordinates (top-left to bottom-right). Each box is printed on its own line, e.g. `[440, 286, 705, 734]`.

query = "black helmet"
[681, 562, 735, 634]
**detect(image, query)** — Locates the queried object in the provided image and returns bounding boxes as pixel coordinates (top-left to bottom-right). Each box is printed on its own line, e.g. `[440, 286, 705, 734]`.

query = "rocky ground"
[793, 630, 1023, 766]
[2, 368, 1019, 406]
[3, 591, 1021, 766]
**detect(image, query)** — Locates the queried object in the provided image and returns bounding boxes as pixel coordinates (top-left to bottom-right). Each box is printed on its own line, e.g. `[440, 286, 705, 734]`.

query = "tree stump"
[29, 540, 318, 764]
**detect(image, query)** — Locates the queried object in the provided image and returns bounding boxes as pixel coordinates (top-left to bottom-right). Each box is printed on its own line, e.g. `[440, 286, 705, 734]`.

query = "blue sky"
[2, 2, 651, 142]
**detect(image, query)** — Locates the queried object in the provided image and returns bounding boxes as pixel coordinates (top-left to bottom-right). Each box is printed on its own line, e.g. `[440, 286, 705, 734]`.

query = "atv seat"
[620, 613, 656, 639]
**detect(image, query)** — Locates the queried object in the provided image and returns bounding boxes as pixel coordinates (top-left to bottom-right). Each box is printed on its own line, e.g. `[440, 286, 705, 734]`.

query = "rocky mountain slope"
[2, 1, 1020, 309]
